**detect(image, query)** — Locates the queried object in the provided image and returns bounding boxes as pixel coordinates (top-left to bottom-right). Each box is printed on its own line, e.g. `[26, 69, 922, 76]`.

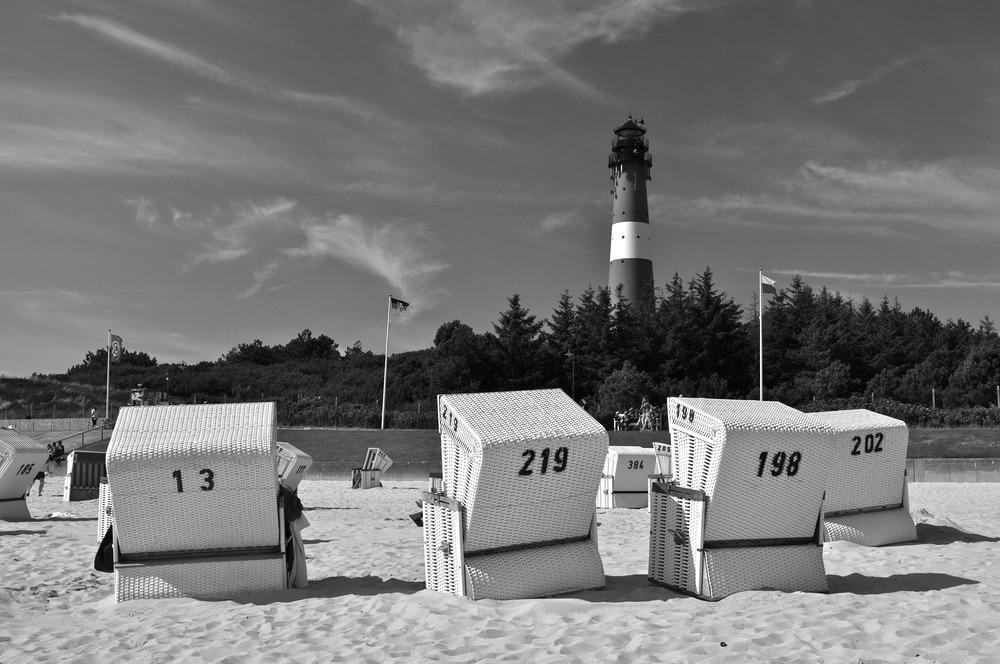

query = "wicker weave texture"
[276, 441, 312, 491]
[668, 397, 834, 542]
[98, 482, 113, 543]
[603, 446, 657, 492]
[115, 556, 286, 602]
[438, 390, 607, 553]
[0, 429, 49, 503]
[808, 410, 908, 514]
[422, 499, 465, 596]
[106, 403, 279, 555]
[824, 508, 917, 546]
[702, 545, 827, 598]
[648, 486, 703, 595]
[464, 539, 604, 601]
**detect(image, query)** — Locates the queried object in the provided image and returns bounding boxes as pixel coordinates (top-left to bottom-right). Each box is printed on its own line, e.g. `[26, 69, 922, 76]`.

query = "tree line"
[54, 268, 1000, 428]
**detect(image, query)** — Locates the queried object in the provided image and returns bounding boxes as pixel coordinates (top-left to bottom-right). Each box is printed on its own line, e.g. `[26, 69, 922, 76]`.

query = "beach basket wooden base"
[824, 507, 917, 547]
[649, 483, 827, 600]
[352, 468, 381, 490]
[422, 493, 605, 600]
[115, 554, 287, 602]
[0, 498, 31, 521]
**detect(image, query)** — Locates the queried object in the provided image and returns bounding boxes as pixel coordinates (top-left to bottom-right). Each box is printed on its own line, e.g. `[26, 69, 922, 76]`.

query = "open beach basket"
[650, 397, 835, 600]
[352, 447, 392, 490]
[0, 428, 49, 521]
[105, 402, 288, 602]
[276, 441, 312, 492]
[422, 389, 608, 600]
[808, 409, 917, 546]
[597, 445, 657, 509]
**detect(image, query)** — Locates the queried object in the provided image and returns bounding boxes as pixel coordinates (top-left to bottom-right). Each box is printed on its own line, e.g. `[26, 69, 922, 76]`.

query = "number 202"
[851, 432, 884, 455]
[171, 469, 215, 492]
[519, 447, 568, 476]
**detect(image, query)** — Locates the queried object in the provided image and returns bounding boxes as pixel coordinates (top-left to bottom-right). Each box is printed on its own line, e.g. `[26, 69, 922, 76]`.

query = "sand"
[2, 481, 999, 663]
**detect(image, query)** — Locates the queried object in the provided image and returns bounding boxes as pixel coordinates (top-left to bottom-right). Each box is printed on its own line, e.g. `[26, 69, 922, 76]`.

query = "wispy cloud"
[538, 210, 584, 234]
[772, 269, 1000, 291]
[0, 82, 304, 178]
[126, 198, 448, 309]
[51, 13, 385, 121]
[655, 149, 1000, 240]
[354, 0, 719, 97]
[811, 48, 940, 106]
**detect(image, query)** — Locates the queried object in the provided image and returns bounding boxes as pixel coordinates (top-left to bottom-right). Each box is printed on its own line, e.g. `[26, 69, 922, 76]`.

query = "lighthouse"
[608, 115, 654, 305]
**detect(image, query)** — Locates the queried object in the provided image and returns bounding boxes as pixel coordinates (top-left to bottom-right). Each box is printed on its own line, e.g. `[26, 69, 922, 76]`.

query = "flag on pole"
[110, 334, 123, 363]
[760, 273, 777, 295]
[390, 297, 409, 315]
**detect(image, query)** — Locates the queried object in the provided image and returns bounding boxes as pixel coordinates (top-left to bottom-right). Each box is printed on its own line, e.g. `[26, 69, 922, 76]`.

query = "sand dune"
[2, 481, 999, 663]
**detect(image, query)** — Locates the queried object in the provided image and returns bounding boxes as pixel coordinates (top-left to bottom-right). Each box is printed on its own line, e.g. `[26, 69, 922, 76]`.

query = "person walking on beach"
[30, 469, 45, 497]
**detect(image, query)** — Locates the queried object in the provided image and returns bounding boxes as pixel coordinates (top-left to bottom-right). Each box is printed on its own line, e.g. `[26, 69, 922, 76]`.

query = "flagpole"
[106, 329, 111, 420]
[758, 270, 764, 401]
[381, 295, 392, 430]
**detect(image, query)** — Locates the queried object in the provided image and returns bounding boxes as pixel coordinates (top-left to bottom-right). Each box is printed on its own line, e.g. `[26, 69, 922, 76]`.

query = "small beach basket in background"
[808, 409, 916, 546]
[106, 402, 287, 602]
[597, 445, 657, 509]
[650, 397, 834, 600]
[423, 389, 607, 600]
[276, 441, 312, 492]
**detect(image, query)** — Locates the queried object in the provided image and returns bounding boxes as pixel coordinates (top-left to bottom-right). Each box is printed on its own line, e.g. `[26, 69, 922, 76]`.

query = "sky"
[3, 1, 1000, 378]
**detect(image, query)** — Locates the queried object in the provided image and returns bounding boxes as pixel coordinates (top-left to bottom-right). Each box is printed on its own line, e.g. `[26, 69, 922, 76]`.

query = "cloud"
[51, 13, 385, 121]
[354, 0, 717, 97]
[264, 214, 449, 308]
[772, 270, 1000, 291]
[126, 197, 448, 309]
[0, 82, 305, 179]
[539, 210, 584, 234]
[811, 48, 941, 106]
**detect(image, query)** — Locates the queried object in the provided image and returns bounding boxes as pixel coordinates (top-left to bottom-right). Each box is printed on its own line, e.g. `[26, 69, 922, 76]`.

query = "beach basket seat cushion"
[809, 409, 916, 546]
[424, 389, 608, 600]
[0, 429, 49, 521]
[106, 402, 286, 602]
[650, 398, 834, 599]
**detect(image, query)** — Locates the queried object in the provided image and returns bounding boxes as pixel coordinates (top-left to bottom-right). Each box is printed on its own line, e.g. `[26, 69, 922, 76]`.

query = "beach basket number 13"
[171, 469, 216, 492]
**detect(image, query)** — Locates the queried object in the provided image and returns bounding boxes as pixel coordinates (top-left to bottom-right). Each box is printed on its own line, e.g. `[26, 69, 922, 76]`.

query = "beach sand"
[2, 481, 999, 663]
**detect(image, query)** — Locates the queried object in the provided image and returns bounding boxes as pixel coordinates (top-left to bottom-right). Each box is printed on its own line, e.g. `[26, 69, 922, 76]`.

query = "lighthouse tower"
[608, 115, 654, 305]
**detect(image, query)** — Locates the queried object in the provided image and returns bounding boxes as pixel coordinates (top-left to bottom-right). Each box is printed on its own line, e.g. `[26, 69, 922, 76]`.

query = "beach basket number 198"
[756, 451, 801, 477]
